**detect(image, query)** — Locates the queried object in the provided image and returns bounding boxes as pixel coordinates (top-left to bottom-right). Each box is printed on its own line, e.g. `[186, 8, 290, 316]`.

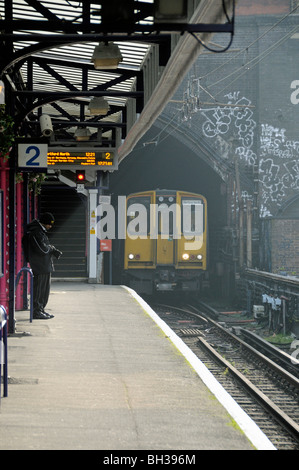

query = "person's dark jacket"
[26, 220, 61, 274]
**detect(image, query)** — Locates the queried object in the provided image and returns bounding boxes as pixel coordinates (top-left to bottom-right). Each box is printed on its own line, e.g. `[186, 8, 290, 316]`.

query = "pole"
[246, 200, 252, 268]
[109, 251, 112, 285]
[88, 188, 98, 283]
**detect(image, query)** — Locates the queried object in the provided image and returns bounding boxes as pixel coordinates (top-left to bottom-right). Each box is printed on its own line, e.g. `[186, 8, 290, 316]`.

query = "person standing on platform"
[23, 212, 62, 320]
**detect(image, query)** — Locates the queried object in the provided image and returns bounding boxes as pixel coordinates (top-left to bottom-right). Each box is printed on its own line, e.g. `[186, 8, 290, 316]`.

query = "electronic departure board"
[47, 147, 118, 171]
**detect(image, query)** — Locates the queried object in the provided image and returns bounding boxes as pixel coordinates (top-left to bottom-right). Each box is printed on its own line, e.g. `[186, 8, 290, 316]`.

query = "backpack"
[22, 231, 31, 262]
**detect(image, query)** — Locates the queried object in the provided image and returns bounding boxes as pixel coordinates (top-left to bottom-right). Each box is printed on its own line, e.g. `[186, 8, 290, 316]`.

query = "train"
[122, 189, 208, 295]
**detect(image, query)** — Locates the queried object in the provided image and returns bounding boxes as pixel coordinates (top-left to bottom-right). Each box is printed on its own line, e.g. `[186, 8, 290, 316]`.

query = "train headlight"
[182, 253, 189, 260]
[128, 253, 134, 260]
[197, 254, 203, 260]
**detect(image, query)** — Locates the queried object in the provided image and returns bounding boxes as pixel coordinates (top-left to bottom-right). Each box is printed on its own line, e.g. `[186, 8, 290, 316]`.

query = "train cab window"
[181, 198, 204, 236]
[127, 196, 151, 237]
[156, 195, 177, 236]
[158, 208, 175, 236]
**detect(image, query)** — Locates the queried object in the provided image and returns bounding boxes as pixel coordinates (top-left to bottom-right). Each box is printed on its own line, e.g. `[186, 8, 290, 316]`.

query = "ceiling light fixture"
[154, 0, 188, 23]
[91, 42, 123, 70]
[88, 97, 110, 116]
[74, 127, 91, 142]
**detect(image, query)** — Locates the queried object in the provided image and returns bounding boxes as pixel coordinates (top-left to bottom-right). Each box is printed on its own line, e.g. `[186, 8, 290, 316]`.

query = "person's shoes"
[33, 311, 50, 320]
[43, 311, 55, 319]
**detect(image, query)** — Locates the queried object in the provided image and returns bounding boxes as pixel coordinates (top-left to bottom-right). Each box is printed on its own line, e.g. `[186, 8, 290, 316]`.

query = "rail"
[155, 301, 299, 449]
[245, 268, 299, 288]
[15, 267, 34, 323]
[0, 305, 8, 399]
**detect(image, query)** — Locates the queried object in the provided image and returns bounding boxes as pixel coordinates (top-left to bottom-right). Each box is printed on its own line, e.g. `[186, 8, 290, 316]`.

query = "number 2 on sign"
[26, 146, 40, 166]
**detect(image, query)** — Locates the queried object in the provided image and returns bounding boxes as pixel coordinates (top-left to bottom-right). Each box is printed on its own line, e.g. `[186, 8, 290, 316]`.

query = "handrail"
[15, 267, 34, 323]
[0, 305, 8, 398]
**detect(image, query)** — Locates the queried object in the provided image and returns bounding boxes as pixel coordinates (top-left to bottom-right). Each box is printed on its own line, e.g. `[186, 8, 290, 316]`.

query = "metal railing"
[0, 305, 8, 399]
[15, 267, 34, 323]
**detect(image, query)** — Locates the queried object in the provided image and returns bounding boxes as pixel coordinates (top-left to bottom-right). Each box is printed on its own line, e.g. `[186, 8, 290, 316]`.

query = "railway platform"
[0, 282, 275, 451]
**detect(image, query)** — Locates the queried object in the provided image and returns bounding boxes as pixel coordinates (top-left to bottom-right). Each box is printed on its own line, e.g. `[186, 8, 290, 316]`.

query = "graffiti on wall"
[189, 91, 257, 169]
[201, 92, 257, 168]
[259, 124, 299, 216]
[179, 81, 299, 216]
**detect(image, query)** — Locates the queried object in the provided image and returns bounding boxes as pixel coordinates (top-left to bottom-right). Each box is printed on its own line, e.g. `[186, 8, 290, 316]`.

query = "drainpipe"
[246, 200, 252, 268]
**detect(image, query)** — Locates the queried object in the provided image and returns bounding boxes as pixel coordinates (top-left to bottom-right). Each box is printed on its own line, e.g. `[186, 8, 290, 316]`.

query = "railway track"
[153, 301, 299, 450]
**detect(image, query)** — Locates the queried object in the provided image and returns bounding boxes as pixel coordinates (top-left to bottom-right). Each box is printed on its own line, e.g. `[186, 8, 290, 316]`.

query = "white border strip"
[123, 286, 276, 451]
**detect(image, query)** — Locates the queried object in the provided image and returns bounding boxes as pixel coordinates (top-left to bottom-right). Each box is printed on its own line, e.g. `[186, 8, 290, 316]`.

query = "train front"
[124, 189, 208, 295]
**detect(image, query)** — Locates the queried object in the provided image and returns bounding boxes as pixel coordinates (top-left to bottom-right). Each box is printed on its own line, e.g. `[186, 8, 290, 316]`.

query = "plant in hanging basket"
[0, 104, 15, 160]
[29, 173, 46, 194]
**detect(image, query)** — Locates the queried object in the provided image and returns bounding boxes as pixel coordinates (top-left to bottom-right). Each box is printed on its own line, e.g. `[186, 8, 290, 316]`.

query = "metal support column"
[88, 188, 98, 283]
[8, 149, 16, 334]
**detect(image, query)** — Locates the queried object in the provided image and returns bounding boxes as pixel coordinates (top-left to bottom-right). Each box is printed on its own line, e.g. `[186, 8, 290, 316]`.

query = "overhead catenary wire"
[144, 7, 299, 150]
[198, 4, 299, 83]
[211, 23, 299, 97]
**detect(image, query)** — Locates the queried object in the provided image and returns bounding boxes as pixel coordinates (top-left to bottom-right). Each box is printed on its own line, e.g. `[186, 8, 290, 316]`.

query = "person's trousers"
[33, 273, 51, 314]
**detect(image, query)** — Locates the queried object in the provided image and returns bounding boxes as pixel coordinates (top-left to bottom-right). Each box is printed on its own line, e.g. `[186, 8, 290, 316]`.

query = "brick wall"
[163, 8, 299, 217]
[271, 218, 299, 275]
[237, 0, 290, 16]
[157, 1, 299, 276]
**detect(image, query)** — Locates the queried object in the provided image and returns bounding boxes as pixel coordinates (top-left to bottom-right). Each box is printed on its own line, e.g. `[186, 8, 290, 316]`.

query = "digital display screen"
[47, 150, 114, 167]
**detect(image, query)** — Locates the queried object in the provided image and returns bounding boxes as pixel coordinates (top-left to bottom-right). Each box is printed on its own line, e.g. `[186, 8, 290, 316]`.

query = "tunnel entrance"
[109, 126, 237, 300]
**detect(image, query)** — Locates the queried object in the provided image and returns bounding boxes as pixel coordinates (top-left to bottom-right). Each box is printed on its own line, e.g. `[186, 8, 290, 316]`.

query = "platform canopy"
[0, 0, 235, 166]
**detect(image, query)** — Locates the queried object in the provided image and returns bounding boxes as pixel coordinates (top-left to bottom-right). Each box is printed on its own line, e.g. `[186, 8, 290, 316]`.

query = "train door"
[155, 194, 177, 265]
[156, 237, 174, 264]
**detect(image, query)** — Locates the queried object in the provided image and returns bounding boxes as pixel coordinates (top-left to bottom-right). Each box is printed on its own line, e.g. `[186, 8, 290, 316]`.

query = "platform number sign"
[18, 143, 48, 169]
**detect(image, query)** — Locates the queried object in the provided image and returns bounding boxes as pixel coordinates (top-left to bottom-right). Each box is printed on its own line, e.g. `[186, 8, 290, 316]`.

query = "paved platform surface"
[0, 282, 272, 450]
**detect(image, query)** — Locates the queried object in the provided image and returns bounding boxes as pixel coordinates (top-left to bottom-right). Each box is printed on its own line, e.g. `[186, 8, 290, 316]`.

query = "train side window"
[181, 198, 204, 236]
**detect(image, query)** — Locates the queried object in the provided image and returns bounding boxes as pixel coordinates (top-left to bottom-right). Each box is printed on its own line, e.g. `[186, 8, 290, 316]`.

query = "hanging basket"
[16, 172, 46, 195]
[0, 105, 15, 160]
[28, 173, 46, 195]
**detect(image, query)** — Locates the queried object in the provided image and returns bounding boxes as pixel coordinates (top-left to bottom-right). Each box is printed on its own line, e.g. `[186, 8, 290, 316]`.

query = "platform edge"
[122, 286, 277, 451]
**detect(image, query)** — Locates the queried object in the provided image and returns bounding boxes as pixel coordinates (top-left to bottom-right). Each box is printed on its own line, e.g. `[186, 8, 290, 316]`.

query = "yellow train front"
[123, 189, 208, 295]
